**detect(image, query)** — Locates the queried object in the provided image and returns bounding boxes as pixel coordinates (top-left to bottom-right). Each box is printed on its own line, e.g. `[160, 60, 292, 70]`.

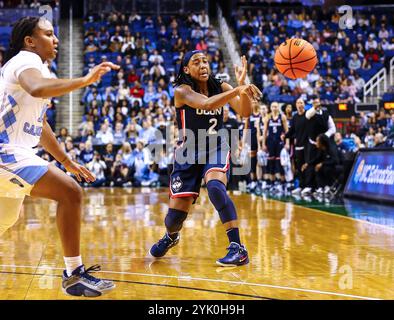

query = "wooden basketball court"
[0, 188, 393, 300]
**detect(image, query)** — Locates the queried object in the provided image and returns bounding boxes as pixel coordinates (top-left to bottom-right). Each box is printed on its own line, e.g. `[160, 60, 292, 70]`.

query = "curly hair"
[172, 50, 222, 96]
[4, 16, 41, 64]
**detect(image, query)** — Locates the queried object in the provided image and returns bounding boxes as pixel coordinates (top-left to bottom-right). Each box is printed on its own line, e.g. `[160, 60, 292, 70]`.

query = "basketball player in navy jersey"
[262, 102, 288, 193]
[256, 103, 269, 191]
[243, 100, 261, 193]
[150, 52, 261, 266]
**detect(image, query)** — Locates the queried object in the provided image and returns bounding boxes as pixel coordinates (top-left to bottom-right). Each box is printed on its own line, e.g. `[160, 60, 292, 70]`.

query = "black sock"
[226, 228, 241, 245]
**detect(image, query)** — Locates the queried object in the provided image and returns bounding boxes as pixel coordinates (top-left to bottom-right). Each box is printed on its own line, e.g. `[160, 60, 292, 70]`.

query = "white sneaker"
[301, 187, 312, 196]
[323, 186, 332, 195]
[291, 187, 302, 195]
[276, 184, 283, 194]
[314, 194, 324, 202]
[292, 194, 302, 201]
[269, 185, 276, 193]
[315, 187, 324, 194]
[251, 181, 257, 190]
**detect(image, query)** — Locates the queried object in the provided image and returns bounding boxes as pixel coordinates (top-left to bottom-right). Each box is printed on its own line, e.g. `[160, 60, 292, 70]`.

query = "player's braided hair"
[173, 51, 222, 96]
[4, 16, 40, 64]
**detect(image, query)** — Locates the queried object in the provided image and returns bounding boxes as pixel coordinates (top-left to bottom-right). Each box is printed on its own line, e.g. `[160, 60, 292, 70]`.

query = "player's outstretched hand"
[238, 84, 262, 101]
[84, 62, 120, 86]
[63, 159, 96, 183]
[249, 84, 262, 100]
[234, 55, 248, 85]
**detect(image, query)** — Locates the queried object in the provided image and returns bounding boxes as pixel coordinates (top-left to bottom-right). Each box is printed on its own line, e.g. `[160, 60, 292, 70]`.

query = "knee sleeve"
[0, 197, 24, 236]
[207, 180, 228, 211]
[206, 180, 237, 223]
[164, 208, 188, 234]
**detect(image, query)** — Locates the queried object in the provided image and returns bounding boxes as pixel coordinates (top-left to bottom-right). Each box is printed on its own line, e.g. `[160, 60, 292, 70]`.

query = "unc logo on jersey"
[171, 177, 183, 192]
[196, 109, 222, 116]
[23, 122, 43, 137]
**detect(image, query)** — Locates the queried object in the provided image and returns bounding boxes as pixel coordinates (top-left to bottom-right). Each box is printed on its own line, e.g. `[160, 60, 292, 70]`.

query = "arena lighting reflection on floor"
[261, 193, 394, 229]
[342, 198, 394, 228]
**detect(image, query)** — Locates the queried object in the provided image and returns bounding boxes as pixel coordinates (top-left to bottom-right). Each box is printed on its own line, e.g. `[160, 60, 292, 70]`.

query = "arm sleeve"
[325, 116, 336, 137]
[305, 107, 316, 120]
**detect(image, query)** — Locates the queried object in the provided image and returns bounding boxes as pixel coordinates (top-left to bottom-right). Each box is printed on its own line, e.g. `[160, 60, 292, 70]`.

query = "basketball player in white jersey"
[0, 16, 119, 297]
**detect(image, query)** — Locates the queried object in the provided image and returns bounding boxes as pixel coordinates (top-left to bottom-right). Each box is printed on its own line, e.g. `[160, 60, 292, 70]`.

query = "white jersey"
[0, 51, 51, 198]
[0, 50, 51, 149]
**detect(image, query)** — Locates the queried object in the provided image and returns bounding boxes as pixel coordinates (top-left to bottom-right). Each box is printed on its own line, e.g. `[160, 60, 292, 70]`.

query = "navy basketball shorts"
[267, 139, 283, 159]
[169, 143, 231, 201]
[267, 139, 283, 175]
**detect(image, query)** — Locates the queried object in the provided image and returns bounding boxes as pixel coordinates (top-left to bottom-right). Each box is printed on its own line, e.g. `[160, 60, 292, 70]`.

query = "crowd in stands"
[233, 7, 394, 105]
[0, 0, 60, 9]
[38, 10, 231, 188]
[44, 97, 394, 195]
[38, 9, 394, 193]
[1, 3, 393, 197]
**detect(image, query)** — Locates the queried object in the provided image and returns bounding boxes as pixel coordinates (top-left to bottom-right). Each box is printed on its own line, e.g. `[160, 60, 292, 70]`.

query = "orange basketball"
[274, 38, 318, 79]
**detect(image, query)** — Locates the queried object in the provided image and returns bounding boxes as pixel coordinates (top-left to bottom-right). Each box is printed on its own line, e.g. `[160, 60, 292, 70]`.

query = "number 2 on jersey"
[208, 118, 218, 134]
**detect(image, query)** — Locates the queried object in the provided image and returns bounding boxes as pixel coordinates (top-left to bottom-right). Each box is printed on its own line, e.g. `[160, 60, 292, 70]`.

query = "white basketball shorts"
[0, 145, 49, 198]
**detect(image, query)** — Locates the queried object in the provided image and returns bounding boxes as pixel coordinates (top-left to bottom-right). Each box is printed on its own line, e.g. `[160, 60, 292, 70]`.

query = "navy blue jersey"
[176, 106, 224, 143]
[247, 112, 262, 151]
[267, 115, 284, 140]
[249, 112, 262, 135]
[175, 83, 226, 152]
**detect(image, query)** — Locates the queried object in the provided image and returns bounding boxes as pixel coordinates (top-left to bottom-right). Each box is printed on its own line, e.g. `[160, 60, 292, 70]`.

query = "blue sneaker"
[216, 242, 249, 267]
[62, 265, 115, 297]
[149, 233, 180, 258]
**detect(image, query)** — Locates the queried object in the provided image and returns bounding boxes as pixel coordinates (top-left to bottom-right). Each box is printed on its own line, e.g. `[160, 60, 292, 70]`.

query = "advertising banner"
[344, 149, 394, 203]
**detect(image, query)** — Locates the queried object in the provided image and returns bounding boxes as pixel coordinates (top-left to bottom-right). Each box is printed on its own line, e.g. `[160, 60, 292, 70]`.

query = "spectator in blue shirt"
[113, 122, 126, 145]
[79, 140, 94, 164]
